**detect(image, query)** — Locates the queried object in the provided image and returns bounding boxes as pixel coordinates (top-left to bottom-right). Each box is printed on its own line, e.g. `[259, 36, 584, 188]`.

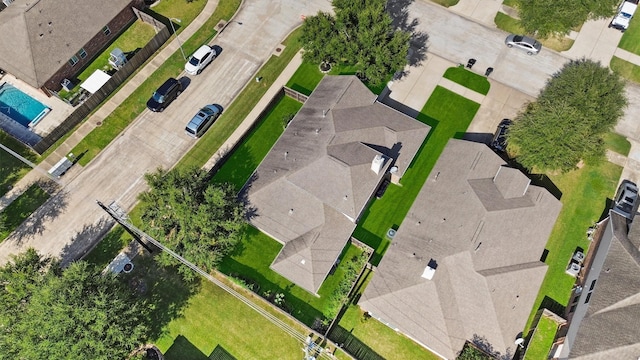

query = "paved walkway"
[0, 0, 220, 213]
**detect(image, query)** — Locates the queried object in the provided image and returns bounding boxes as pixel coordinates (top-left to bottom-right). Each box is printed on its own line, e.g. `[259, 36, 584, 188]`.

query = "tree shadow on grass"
[124, 254, 201, 342]
[218, 257, 323, 327]
[163, 335, 209, 360]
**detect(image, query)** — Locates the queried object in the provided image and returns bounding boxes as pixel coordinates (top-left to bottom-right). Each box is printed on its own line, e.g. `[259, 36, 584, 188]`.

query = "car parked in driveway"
[612, 179, 639, 220]
[491, 119, 511, 152]
[505, 34, 542, 55]
[146, 78, 182, 112]
[185, 45, 216, 75]
[185, 104, 223, 138]
[609, 0, 638, 32]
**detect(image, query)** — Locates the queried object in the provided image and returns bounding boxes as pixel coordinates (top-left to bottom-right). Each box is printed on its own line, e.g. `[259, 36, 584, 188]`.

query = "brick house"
[0, 0, 145, 95]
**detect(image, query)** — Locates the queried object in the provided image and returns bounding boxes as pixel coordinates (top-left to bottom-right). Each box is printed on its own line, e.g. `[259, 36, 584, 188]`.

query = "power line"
[97, 200, 333, 360]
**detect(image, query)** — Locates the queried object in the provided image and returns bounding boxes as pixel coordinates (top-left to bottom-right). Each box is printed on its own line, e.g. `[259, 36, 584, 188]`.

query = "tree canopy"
[507, 58, 627, 172]
[138, 167, 246, 281]
[0, 249, 151, 359]
[300, 0, 410, 87]
[516, 0, 619, 37]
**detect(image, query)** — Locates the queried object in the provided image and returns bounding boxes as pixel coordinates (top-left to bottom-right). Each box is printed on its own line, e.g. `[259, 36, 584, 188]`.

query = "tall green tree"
[517, 0, 618, 37]
[139, 167, 246, 281]
[301, 0, 410, 87]
[0, 249, 151, 359]
[508, 59, 627, 172]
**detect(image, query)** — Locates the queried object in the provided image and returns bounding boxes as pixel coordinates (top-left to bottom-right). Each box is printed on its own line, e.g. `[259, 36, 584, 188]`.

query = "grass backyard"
[443, 66, 490, 94]
[58, 21, 157, 101]
[523, 315, 559, 360]
[0, 132, 37, 197]
[70, 0, 240, 166]
[0, 183, 50, 241]
[338, 303, 440, 360]
[355, 86, 481, 264]
[525, 159, 622, 329]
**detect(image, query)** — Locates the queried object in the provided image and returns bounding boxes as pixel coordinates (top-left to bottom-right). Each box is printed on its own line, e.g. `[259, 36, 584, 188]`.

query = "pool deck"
[1, 74, 74, 138]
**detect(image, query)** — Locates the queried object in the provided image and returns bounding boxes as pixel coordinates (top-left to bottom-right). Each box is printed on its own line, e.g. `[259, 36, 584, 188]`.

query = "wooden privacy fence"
[32, 25, 171, 154]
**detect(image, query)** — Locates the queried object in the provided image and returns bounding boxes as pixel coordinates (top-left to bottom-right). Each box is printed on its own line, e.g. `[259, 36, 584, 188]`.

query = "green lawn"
[70, 0, 240, 166]
[211, 95, 302, 190]
[285, 61, 389, 96]
[0, 132, 37, 197]
[338, 303, 440, 360]
[0, 183, 50, 241]
[443, 66, 490, 95]
[115, 255, 304, 360]
[494, 13, 573, 52]
[604, 131, 631, 156]
[495, 12, 525, 35]
[354, 86, 481, 264]
[610, 56, 640, 84]
[525, 160, 622, 329]
[218, 227, 367, 326]
[58, 21, 157, 101]
[523, 315, 558, 360]
[618, 15, 640, 55]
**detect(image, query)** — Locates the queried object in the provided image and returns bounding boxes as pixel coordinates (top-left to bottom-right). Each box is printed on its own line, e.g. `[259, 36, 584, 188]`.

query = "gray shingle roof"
[244, 76, 430, 294]
[569, 213, 640, 359]
[0, 0, 133, 88]
[359, 139, 562, 359]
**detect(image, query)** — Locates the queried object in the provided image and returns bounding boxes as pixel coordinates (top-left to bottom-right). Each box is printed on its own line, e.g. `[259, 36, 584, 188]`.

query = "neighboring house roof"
[0, 0, 133, 88]
[244, 75, 430, 294]
[568, 212, 640, 359]
[359, 139, 562, 359]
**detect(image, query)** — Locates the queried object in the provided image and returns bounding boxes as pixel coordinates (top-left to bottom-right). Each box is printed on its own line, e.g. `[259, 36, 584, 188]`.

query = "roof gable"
[245, 76, 430, 294]
[360, 139, 561, 358]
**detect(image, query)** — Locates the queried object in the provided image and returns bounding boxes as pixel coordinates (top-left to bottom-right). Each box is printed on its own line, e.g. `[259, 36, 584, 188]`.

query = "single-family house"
[359, 139, 562, 359]
[554, 210, 640, 359]
[0, 0, 145, 95]
[243, 75, 430, 295]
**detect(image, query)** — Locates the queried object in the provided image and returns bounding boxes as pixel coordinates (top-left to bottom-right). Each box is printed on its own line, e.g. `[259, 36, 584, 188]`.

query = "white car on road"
[185, 45, 216, 75]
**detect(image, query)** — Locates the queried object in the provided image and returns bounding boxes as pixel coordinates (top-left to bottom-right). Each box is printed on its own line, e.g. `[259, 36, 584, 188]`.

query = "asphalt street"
[0, 0, 332, 264]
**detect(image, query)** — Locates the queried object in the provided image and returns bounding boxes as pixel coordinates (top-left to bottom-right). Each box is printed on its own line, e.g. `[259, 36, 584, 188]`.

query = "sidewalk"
[0, 0, 219, 213]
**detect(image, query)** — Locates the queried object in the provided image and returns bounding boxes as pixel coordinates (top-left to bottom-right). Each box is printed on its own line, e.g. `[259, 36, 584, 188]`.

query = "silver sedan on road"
[505, 34, 542, 55]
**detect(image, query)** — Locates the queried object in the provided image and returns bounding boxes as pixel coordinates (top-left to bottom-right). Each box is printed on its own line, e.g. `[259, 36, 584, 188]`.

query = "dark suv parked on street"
[146, 78, 182, 112]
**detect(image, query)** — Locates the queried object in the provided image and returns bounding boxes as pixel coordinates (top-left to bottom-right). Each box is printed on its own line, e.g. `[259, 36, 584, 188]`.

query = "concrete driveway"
[406, 0, 567, 97]
[0, 0, 332, 264]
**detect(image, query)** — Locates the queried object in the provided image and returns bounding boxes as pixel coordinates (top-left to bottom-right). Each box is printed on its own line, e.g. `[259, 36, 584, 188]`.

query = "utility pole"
[95, 199, 334, 359]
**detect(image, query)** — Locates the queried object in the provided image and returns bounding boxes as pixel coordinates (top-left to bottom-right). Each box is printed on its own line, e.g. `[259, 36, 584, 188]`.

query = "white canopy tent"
[79, 70, 111, 94]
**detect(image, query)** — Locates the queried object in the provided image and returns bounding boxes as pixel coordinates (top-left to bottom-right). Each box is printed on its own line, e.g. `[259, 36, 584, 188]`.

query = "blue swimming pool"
[0, 82, 50, 127]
